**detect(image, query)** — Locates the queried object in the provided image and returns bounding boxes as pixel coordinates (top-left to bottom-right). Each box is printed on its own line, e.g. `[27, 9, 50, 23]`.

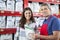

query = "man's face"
[40, 6, 51, 17]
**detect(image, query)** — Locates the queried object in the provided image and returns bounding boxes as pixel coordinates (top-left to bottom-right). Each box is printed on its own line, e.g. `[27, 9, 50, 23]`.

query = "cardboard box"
[0, 1, 6, 10]
[15, 17, 21, 27]
[7, 0, 15, 11]
[0, 16, 6, 28]
[6, 16, 15, 28]
[28, 3, 33, 12]
[51, 4, 59, 15]
[15, 1, 23, 12]
[32, 2, 40, 12]
[37, 17, 45, 26]
[15, 0, 22, 2]
[1, 34, 12, 40]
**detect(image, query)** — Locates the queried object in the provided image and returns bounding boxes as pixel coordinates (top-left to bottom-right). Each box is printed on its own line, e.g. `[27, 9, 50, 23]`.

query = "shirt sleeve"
[52, 17, 60, 31]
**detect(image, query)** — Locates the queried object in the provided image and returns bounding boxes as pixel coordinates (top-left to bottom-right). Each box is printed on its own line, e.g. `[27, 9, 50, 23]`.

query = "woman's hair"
[19, 7, 35, 28]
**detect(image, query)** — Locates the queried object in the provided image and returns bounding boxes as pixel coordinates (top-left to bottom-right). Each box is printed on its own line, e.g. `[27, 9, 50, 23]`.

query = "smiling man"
[32, 3, 60, 40]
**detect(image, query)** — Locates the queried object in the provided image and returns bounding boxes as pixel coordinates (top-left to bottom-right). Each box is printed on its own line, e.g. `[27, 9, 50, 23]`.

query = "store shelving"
[24, 0, 60, 17]
[0, 28, 16, 34]
[28, 0, 60, 4]
[0, 0, 60, 35]
[0, 10, 21, 16]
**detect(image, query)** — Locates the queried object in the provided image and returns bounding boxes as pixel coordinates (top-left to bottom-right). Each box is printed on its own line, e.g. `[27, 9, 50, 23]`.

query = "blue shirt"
[43, 15, 60, 35]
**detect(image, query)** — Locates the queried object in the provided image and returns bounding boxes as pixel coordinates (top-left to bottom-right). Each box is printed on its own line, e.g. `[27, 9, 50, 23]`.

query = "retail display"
[15, 17, 21, 27]
[6, 16, 15, 28]
[0, 1, 6, 10]
[7, 0, 15, 11]
[0, 0, 60, 40]
[15, 1, 23, 12]
[0, 16, 6, 28]
[1, 34, 12, 40]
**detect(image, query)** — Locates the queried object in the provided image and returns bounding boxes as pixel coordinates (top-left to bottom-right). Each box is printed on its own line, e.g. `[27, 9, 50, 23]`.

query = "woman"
[19, 7, 36, 40]
[32, 3, 60, 40]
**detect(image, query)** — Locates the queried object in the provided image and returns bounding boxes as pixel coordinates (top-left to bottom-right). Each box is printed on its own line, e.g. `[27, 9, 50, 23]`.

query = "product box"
[0, 16, 6, 28]
[51, 4, 59, 15]
[32, 2, 40, 12]
[15, 1, 23, 12]
[37, 17, 45, 26]
[15, 0, 22, 2]
[15, 17, 21, 28]
[0, 1, 6, 10]
[28, 3, 33, 12]
[1, 34, 12, 40]
[7, 0, 15, 11]
[6, 16, 15, 28]
[0, 0, 2, 2]
[1, 0, 7, 1]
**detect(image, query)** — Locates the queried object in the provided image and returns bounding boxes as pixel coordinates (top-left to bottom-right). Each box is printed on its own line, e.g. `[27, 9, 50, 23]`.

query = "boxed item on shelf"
[28, 2, 40, 12]
[15, 17, 21, 27]
[0, 1, 6, 10]
[7, 0, 15, 11]
[2, 0, 7, 1]
[0, 16, 6, 28]
[15, 0, 22, 2]
[34, 17, 45, 27]
[1, 34, 12, 40]
[37, 17, 45, 27]
[32, 2, 40, 12]
[0, 0, 2, 2]
[28, 3, 34, 12]
[51, 4, 59, 15]
[6, 16, 15, 28]
[15, 1, 23, 12]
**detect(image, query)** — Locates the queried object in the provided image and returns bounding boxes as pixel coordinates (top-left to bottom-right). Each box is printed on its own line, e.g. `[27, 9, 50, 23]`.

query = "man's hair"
[41, 3, 51, 10]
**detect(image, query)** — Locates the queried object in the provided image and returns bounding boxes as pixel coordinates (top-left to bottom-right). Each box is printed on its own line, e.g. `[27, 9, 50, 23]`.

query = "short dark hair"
[19, 7, 35, 28]
[41, 3, 51, 10]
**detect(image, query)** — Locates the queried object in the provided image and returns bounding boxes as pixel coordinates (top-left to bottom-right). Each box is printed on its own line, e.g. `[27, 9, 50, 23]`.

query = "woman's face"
[24, 10, 32, 20]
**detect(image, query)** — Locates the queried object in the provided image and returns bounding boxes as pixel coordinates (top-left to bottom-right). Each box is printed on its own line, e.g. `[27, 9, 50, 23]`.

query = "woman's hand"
[29, 33, 40, 39]
[28, 33, 36, 40]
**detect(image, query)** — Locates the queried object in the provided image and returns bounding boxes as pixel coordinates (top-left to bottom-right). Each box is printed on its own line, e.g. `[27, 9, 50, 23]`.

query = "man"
[32, 3, 60, 40]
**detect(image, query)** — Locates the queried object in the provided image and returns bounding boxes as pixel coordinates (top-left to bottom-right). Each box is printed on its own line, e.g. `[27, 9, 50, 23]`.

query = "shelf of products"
[28, 0, 60, 4]
[0, 28, 16, 34]
[0, 10, 21, 16]
[0, 0, 60, 37]
[0, 10, 60, 17]
[24, 0, 60, 18]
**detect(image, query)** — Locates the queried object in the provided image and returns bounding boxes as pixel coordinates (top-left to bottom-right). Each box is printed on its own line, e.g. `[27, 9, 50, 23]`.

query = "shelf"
[0, 10, 60, 18]
[0, 10, 22, 16]
[33, 12, 60, 18]
[0, 28, 16, 34]
[33, 12, 43, 17]
[28, 0, 60, 4]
